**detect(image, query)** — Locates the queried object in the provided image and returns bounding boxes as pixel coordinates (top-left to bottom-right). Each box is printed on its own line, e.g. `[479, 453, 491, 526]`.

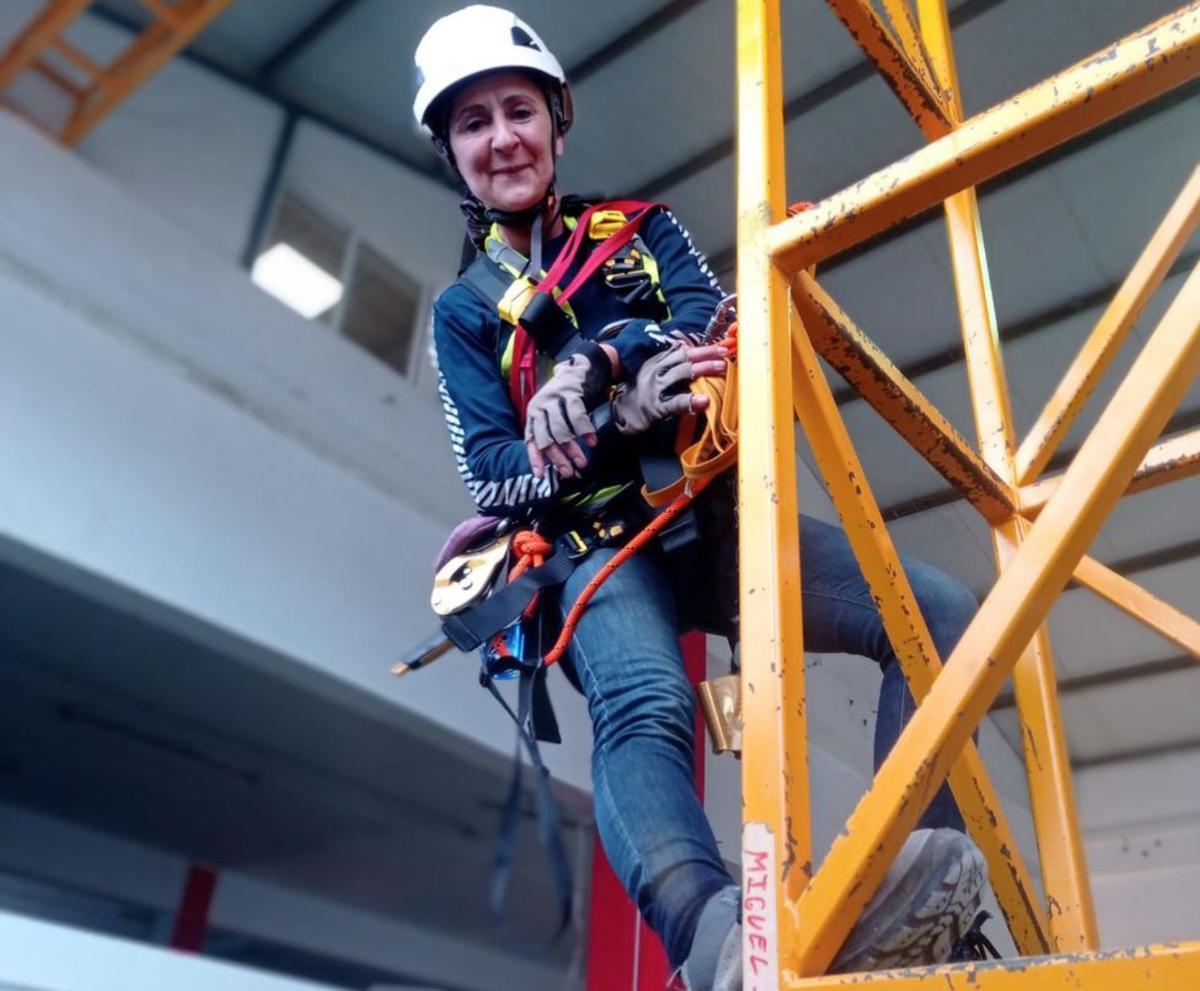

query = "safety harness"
[427, 200, 744, 945]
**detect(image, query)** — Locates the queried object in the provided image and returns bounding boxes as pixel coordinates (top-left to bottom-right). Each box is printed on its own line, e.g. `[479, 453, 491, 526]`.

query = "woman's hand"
[611, 342, 728, 435]
[524, 345, 614, 480]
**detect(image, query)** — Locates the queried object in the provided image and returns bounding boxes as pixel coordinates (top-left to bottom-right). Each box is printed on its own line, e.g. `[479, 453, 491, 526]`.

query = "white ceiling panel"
[952, 0, 1188, 116]
[814, 230, 962, 367]
[1066, 668, 1200, 762]
[1046, 587, 1181, 679]
[272, 0, 659, 164]
[882, 500, 998, 597]
[1095, 475, 1200, 563]
[98, 0, 336, 75]
[565, 1, 739, 195]
[1059, 693, 1127, 761]
[1039, 102, 1200, 283]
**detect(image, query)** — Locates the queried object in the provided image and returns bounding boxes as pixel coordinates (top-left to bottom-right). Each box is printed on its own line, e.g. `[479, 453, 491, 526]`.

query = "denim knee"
[906, 563, 978, 657]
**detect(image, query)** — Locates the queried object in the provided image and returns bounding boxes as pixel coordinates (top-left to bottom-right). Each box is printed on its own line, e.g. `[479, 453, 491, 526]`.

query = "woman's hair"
[459, 193, 491, 248]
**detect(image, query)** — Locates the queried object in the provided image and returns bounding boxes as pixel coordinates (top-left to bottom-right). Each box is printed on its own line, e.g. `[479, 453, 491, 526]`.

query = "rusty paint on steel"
[1022, 425, 1200, 515]
[787, 291, 1050, 957]
[1073, 555, 1200, 659]
[793, 271, 1015, 524]
[784, 186, 1200, 981]
[782, 940, 1200, 988]
[1016, 165, 1200, 484]
[825, 0, 953, 138]
[768, 4, 1200, 270]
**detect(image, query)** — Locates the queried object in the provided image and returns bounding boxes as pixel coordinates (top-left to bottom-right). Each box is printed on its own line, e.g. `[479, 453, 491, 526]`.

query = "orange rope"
[489, 530, 553, 659]
[543, 474, 715, 666]
[494, 327, 740, 668]
[541, 328, 739, 666]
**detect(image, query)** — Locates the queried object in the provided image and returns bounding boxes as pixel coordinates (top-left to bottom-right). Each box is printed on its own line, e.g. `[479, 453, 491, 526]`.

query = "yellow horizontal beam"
[785, 259, 1200, 976]
[826, 0, 953, 137]
[1021, 426, 1200, 515]
[768, 3, 1200, 270]
[785, 941, 1200, 989]
[1017, 165, 1200, 484]
[792, 271, 1015, 524]
[1074, 554, 1200, 659]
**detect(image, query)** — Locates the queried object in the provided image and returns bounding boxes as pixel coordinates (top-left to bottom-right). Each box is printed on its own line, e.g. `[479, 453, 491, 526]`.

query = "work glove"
[524, 341, 614, 480]
[611, 341, 728, 435]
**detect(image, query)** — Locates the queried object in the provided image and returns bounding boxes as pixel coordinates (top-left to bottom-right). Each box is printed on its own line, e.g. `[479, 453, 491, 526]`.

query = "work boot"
[679, 829, 987, 989]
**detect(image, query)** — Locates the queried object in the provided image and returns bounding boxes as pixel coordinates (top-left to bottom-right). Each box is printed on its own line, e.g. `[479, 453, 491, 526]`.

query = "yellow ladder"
[0, 0, 233, 145]
[735, 0, 1200, 985]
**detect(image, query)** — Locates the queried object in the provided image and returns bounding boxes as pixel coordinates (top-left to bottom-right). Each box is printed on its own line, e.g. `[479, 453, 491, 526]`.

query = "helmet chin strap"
[484, 184, 558, 231]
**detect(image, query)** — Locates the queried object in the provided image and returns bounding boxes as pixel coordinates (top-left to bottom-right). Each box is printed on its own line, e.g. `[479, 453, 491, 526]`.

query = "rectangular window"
[252, 192, 422, 375]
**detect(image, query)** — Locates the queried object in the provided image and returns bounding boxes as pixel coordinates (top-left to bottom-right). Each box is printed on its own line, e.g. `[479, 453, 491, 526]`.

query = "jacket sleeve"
[432, 284, 568, 516]
[606, 207, 727, 376]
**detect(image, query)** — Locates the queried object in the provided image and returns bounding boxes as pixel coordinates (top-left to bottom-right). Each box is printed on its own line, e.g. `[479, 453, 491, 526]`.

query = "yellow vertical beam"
[917, 0, 1099, 952]
[736, 0, 810, 985]
[789, 258, 1200, 974]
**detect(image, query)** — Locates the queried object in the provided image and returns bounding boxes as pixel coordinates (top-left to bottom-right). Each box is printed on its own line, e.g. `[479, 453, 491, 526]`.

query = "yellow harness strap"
[642, 328, 740, 507]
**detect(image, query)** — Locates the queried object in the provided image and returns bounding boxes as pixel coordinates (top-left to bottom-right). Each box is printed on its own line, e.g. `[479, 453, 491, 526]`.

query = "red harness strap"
[507, 199, 663, 420]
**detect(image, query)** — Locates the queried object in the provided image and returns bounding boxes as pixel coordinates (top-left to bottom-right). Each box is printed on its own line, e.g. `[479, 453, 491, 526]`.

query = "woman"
[415, 7, 989, 988]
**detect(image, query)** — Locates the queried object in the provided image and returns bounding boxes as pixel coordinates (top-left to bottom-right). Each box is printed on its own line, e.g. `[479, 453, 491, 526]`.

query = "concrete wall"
[0, 911, 340, 991]
[0, 110, 601, 798]
[0, 802, 564, 991]
[1077, 749, 1200, 947]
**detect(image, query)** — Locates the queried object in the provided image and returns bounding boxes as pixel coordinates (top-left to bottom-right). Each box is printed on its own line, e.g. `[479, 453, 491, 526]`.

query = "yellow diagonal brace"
[794, 271, 1015, 524]
[787, 259, 1200, 975]
[1022, 426, 1200, 515]
[1073, 554, 1200, 659]
[920, 0, 1097, 949]
[1017, 165, 1200, 484]
[769, 3, 1200, 270]
[788, 285, 1050, 957]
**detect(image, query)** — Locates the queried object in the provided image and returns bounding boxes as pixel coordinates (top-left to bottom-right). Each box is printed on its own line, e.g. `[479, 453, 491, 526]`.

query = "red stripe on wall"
[588, 631, 709, 990]
[170, 863, 218, 952]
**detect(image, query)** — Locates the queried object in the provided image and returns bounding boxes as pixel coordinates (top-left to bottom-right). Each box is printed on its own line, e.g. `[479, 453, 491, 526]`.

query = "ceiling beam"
[89, 2, 451, 186]
[994, 653, 1197, 710]
[569, 0, 706, 84]
[1073, 736, 1200, 771]
[254, 0, 366, 82]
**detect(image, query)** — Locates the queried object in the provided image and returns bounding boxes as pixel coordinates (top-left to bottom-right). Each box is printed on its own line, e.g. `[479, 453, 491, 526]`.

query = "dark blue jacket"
[432, 206, 724, 516]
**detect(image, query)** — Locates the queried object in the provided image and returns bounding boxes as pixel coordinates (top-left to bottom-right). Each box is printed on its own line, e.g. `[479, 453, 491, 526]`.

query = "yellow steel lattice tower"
[735, 0, 1200, 986]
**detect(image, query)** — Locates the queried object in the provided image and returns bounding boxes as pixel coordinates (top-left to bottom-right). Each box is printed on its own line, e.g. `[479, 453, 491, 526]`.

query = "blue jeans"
[559, 513, 977, 967]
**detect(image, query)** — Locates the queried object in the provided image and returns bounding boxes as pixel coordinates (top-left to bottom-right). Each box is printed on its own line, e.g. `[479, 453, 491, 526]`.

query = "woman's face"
[447, 71, 562, 214]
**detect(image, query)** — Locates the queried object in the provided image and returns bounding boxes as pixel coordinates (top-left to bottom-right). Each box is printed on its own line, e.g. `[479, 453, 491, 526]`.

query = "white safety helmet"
[413, 5, 574, 143]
